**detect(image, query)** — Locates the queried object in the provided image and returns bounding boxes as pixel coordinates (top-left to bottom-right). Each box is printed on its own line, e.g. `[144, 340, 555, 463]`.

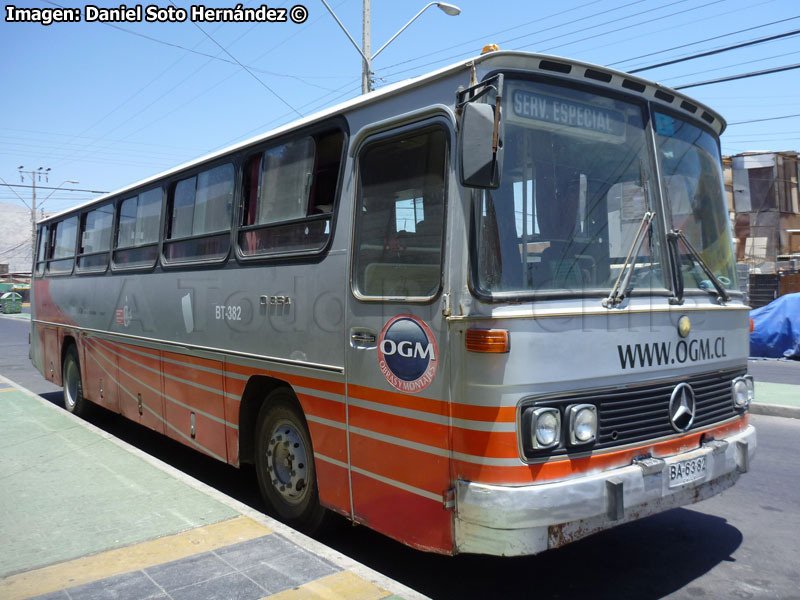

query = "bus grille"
[525, 368, 744, 457]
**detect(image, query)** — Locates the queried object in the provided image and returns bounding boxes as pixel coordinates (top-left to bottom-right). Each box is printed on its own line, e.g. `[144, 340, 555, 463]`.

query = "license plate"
[668, 456, 707, 488]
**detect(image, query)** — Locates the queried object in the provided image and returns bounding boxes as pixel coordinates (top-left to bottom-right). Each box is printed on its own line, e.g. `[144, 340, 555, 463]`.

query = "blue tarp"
[750, 292, 800, 359]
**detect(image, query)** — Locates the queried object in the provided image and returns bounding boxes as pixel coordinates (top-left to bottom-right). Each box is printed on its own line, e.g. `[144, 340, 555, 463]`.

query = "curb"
[750, 403, 800, 420]
[0, 374, 428, 600]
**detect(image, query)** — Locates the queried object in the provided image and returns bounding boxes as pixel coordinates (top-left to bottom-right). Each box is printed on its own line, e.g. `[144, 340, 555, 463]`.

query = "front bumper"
[455, 424, 756, 556]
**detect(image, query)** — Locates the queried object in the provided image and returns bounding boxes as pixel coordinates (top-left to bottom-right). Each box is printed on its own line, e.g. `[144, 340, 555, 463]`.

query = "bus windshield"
[473, 78, 666, 297]
[655, 112, 736, 291]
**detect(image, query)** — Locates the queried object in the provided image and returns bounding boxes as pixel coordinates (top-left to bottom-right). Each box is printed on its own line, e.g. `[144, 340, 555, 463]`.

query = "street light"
[40, 180, 80, 209]
[321, 1, 461, 94]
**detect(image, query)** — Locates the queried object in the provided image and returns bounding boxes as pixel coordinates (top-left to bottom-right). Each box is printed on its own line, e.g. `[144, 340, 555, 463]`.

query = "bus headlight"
[745, 375, 755, 405]
[732, 377, 750, 409]
[530, 407, 561, 449]
[568, 404, 597, 445]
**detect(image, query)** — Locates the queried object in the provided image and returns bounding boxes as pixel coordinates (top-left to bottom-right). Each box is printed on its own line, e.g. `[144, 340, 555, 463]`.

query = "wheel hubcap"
[266, 420, 309, 505]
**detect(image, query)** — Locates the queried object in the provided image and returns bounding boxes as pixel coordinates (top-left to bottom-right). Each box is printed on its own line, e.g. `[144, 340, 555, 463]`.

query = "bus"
[30, 49, 756, 556]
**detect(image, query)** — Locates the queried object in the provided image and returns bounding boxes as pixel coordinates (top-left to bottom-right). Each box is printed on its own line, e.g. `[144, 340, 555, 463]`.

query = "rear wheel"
[62, 345, 89, 417]
[254, 389, 326, 532]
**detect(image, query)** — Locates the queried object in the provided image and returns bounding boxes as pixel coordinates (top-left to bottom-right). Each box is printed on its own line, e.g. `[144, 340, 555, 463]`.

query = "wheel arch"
[238, 375, 306, 465]
[59, 332, 80, 387]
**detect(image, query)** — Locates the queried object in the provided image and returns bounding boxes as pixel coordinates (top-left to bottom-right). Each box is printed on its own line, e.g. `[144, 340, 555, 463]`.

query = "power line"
[38, 0, 266, 168]
[660, 48, 800, 82]
[629, 28, 800, 73]
[0, 175, 29, 206]
[725, 130, 800, 137]
[0, 241, 30, 259]
[727, 113, 800, 125]
[609, 15, 800, 67]
[0, 127, 207, 152]
[376, 0, 654, 80]
[38, 0, 333, 83]
[166, 0, 301, 117]
[376, 0, 609, 73]
[376, 0, 722, 84]
[520, 0, 723, 52]
[674, 63, 800, 89]
[0, 184, 108, 194]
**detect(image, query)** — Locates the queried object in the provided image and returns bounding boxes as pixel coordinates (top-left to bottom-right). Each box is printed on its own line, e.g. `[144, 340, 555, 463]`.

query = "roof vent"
[584, 69, 612, 83]
[622, 79, 646, 93]
[539, 60, 571, 74]
[655, 90, 675, 103]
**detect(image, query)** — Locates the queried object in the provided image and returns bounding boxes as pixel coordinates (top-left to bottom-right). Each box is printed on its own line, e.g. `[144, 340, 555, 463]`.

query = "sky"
[1, 0, 798, 216]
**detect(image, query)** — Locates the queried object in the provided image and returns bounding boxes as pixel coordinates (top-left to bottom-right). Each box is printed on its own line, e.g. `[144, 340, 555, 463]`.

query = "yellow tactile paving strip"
[263, 571, 392, 600]
[0, 516, 272, 600]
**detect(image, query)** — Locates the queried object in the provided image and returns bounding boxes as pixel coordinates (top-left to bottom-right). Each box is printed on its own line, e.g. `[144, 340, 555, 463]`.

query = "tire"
[62, 345, 89, 417]
[254, 389, 326, 533]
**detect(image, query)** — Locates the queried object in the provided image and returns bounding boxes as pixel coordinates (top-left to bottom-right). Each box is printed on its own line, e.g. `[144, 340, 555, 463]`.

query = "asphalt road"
[2, 315, 799, 599]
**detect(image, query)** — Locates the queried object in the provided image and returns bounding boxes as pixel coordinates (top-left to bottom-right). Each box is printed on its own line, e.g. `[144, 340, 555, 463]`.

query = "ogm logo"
[377, 315, 438, 393]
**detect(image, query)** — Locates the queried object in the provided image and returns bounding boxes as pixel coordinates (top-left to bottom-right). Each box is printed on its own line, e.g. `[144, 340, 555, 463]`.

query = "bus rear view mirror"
[459, 102, 504, 189]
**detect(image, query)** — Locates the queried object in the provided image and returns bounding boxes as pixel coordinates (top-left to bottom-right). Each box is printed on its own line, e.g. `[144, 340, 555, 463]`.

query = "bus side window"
[353, 126, 447, 299]
[47, 216, 78, 275]
[77, 203, 113, 272]
[238, 129, 343, 257]
[113, 188, 162, 269]
[163, 163, 234, 263]
[35, 225, 47, 277]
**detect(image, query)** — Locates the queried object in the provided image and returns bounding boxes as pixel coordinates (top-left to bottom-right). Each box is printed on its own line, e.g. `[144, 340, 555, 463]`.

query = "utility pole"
[321, 1, 461, 95]
[17, 167, 78, 264]
[362, 0, 371, 95]
[18, 166, 50, 261]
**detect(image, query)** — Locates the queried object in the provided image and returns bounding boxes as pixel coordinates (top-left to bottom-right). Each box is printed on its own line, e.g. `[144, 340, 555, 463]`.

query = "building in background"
[723, 151, 800, 306]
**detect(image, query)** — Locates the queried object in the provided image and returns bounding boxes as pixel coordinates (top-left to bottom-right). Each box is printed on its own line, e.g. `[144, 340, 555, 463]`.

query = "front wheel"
[254, 389, 326, 533]
[62, 345, 89, 417]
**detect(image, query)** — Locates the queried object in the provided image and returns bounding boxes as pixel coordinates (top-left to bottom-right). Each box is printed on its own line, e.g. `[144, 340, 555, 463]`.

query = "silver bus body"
[30, 51, 755, 556]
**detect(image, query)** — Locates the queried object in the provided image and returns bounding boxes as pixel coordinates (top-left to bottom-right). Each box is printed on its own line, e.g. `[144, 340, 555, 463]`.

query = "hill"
[0, 203, 36, 273]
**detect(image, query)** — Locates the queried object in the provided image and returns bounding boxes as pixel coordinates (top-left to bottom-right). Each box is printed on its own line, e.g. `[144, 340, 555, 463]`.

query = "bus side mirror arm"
[457, 74, 504, 189]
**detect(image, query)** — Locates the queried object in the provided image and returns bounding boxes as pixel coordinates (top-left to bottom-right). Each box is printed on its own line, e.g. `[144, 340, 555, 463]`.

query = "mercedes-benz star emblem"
[669, 382, 696, 433]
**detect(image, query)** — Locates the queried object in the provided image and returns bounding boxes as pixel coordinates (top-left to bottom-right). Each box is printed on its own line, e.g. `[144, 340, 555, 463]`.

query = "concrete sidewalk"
[0, 376, 423, 600]
[751, 380, 800, 419]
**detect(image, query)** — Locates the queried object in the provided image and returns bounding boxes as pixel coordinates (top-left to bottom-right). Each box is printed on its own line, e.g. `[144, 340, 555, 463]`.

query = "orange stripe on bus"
[161, 402, 229, 460]
[163, 379, 226, 420]
[349, 383, 515, 424]
[223, 362, 345, 396]
[307, 422, 348, 464]
[162, 362, 224, 394]
[349, 404, 448, 452]
[162, 348, 224, 371]
[101, 341, 229, 406]
[89, 339, 231, 425]
[451, 403, 516, 423]
[454, 417, 749, 485]
[296, 392, 346, 425]
[347, 384, 447, 417]
[350, 433, 448, 497]
[350, 472, 452, 554]
[452, 428, 520, 459]
[316, 459, 351, 517]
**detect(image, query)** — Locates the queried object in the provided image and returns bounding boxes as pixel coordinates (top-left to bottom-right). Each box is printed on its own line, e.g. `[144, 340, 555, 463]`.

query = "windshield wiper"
[603, 211, 655, 308]
[667, 229, 730, 305]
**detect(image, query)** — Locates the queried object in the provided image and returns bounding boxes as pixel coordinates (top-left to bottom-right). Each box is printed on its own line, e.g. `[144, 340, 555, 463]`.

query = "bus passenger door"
[345, 121, 454, 553]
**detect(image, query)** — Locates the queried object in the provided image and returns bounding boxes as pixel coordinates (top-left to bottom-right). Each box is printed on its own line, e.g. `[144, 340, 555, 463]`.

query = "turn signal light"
[465, 329, 510, 353]
[750, 318, 754, 333]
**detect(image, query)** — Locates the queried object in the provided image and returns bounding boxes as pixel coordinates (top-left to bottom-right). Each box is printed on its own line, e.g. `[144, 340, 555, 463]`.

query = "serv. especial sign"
[507, 83, 627, 142]
[377, 315, 438, 393]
